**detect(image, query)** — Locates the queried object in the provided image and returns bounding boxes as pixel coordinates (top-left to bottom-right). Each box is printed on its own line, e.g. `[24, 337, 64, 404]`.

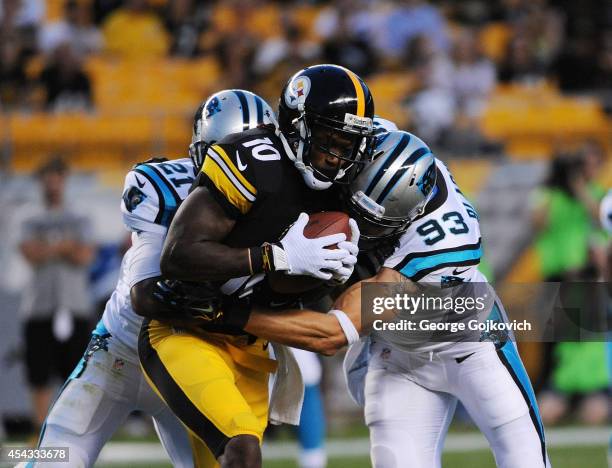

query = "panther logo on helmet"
[205, 96, 222, 118]
[189, 89, 275, 170]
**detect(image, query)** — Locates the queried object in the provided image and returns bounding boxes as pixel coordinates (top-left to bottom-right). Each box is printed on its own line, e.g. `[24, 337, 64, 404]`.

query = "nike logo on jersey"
[236, 151, 248, 171]
[452, 267, 470, 275]
[194, 305, 215, 314]
[135, 175, 146, 188]
[455, 352, 475, 364]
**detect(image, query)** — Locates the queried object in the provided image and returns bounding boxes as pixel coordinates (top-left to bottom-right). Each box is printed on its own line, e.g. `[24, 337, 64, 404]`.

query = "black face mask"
[304, 124, 368, 184]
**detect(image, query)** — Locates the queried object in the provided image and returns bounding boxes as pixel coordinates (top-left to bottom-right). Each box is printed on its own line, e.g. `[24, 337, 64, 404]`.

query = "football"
[267, 211, 351, 294]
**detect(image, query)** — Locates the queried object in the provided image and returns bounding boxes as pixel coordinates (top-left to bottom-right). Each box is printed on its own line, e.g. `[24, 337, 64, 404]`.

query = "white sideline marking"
[95, 427, 610, 463]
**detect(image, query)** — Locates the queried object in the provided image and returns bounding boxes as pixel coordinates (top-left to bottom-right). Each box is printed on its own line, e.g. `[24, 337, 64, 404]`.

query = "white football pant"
[28, 335, 193, 468]
[365, 340, 549, 468]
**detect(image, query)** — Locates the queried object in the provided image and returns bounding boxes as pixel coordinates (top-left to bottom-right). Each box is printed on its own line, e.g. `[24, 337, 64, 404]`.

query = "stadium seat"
[367, 72, 418, 129]
[480, 83, 611, 158]
[86, 57, 220, 114]
[290, 4, 324, 40]
[7, 113, 190, 173]
[478, 23, 511, 63]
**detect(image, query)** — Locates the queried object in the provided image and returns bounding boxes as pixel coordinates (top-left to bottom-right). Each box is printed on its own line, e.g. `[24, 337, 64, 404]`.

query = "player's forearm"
[243, 280, 366, 355]
[244, 308, 347, 356]
[161, 239, 252, 281]
[131, 279, 175, 319]
[332, 279, 364, 331]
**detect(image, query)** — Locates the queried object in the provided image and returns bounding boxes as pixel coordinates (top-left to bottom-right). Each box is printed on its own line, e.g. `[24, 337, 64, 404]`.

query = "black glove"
[152, 279, 223, 324]
[152, 279, 252, 330]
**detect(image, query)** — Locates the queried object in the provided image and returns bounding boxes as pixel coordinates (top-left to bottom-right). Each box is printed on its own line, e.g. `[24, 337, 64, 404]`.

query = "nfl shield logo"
[113, 358, 125, 371]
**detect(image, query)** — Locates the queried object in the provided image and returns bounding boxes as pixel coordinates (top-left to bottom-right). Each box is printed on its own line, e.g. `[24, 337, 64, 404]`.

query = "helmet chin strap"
[276, 118, 334, 190]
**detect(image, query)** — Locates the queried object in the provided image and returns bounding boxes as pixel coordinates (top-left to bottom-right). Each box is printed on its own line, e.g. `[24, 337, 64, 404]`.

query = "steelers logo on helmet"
[285, 75, 311, 110]
[278, 64, 376, 191]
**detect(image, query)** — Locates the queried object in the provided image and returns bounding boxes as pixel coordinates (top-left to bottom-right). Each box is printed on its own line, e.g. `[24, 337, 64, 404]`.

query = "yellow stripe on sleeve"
[202, 156, 253, 214]
[209, 145, 257, 197]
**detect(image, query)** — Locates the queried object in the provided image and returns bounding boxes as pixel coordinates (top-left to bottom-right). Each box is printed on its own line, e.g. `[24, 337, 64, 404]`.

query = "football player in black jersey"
[137, 65, 376, 468]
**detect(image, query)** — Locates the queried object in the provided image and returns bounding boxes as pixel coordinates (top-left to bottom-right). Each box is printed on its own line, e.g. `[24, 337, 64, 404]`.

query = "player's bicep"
[165, 185, 235, 247]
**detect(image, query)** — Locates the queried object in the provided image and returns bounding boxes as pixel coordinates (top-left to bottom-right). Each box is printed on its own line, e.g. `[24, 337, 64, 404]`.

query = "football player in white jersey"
[221, 128, 550, 468]
[27, 90, 276, 468]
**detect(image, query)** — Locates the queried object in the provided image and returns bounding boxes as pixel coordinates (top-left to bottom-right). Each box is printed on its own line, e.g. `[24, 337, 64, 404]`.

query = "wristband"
[248, 246, 263, 273]
[261, 242, 290, 272]
[328, 309, 360, 345]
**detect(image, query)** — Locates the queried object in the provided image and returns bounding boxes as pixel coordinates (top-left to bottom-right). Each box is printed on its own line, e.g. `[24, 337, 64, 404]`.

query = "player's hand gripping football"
[329, 218, 360, 285]
[271, 212, 353, 280]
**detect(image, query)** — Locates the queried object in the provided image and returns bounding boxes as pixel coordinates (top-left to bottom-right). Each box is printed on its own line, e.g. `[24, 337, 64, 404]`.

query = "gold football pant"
[139, 319, 276, 467]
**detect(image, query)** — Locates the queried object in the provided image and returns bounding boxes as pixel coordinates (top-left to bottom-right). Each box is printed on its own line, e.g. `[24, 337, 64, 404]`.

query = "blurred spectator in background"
[450, 28, 496, 122]
[374, 0, 449, 63]
[531, 151, 605, 282]
[538, 340, 610, 426]
[0, 0, 44, 55]
[38, 0, 103, 58]
[38, 42, 93, 112]
[211, 3, 257, 89]
[530, 150, 609, 426]
[553, 31, 612, 102]
[19, 157, 94, 433]
[440, 27, 500, 154]
[0, 34, 30, 110]
[403, 35, 454, 143]
[316, 0, 378, 77]
[252, 12, 317, 97]
[92, 0, 122, 26]
[498, 0, 563, 84]
[102, 0, 169, 59]
[498, 35, 546, 84]
[88, 234, 130, 317]
[163, 0, 210, 58]
[579, 141, 610, 280]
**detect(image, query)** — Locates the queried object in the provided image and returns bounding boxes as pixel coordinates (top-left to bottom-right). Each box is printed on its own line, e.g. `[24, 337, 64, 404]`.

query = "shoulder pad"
[121, 160, 191, 233]
[132, 156, 169, 169]
[199, 129, 283, 217]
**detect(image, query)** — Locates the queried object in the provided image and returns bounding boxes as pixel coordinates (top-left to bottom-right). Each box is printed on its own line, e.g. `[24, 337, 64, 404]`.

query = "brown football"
[267, 212, 351, 294]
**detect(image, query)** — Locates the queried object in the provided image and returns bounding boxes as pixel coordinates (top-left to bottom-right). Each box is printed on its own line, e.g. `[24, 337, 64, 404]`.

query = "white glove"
[276, 212, 349, 280]
[330, 218, 360, 284]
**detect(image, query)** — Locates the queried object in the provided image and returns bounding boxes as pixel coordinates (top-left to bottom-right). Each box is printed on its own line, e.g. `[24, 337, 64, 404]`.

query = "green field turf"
[97, 445, 607, 468]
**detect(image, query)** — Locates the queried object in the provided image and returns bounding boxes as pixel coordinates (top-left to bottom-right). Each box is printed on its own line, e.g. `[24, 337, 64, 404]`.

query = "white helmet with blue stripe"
[600, 189, 612, 234]
[344, 130, 437, 244]
[189, 89, 277, 169]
